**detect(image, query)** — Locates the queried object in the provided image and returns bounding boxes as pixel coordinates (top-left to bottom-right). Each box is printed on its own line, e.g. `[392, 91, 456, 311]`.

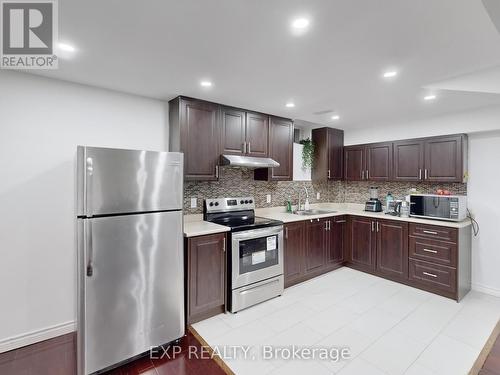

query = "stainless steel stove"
[204, 197, 284, 313]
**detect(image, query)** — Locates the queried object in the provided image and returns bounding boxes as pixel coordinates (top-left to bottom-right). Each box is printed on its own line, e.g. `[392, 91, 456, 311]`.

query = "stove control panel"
[205, 197, 255, 212]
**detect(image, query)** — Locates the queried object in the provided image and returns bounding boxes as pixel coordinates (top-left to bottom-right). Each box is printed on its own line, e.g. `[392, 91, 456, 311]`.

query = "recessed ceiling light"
[383, 70, 398, 78]
[292, 18, 310, 29]
[285, 102, 295, 108]
[57, 43, 75, 52]
[424, 94, 437, 101]
[331, 115, 340, 120]
[200, 80, 213, 87]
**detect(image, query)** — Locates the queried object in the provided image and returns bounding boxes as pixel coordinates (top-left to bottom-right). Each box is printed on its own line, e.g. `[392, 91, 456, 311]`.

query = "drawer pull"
[423, 248, 438, 254]
[423, 271, 437, 278]
[423, 230, 438, 235]
[336, 220, 346, 223]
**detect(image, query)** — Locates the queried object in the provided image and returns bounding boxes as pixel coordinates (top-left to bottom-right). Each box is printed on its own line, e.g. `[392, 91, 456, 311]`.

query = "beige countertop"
[184, 203, 471, 237]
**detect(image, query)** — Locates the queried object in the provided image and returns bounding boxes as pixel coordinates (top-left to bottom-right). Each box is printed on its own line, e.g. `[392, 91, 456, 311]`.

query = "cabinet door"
[349, 216, 376, 271]
[180, 98, 220, 180]
[327, 216, 347, 265]
[366, 142, 392, 181]
[246, 112, 269, 157]
[376, 220, 408, 281]
[305, 219, 327, 274]
[284, 221, 306, 287]
[424, 135, 463, 182]
[221, 106, 246, 155]
[187, 233, 225, 323]
[328, 128, 344, 180]
[393, 139, 424, 181]
[344, 146, 365, 181]
[268, 117, 293, 180]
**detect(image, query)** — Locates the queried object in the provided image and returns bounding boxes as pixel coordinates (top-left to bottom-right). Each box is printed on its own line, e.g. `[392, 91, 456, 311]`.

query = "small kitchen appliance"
[364, 187, 383, 212]
[410, 194, 467, 221]
[204, 197, 284, 313]
[386, 200, 402, 216]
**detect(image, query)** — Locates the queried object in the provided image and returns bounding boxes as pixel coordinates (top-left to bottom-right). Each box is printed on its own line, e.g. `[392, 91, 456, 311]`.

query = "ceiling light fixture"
[383, 70, 398, 78]
[424, 94, 437, 101]
[200, 80, 213, 87]
[57, 43, 76, 52]
[286, 102, 295, 108]
[292, 18, 310, 29]
[331, 115, 340, 120]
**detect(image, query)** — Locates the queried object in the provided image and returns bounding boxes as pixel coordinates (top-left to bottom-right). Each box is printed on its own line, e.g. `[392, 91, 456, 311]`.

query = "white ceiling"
[32, 0, 500, 129]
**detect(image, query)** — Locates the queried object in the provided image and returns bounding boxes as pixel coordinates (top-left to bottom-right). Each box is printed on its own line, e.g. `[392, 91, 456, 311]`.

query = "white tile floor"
[192, 268, 500, 375]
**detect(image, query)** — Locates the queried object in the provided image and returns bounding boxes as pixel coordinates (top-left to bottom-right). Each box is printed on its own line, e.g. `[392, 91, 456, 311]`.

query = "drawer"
[409, 237, 457, 267]
[333, 215, 347, 223]
[409, 223, 457, 243]
[408, 259, 456, 294]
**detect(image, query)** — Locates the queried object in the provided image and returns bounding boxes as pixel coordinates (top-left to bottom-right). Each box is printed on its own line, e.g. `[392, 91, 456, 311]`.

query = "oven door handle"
[238, 278, 281, 295]
[231, 225, 283, 241]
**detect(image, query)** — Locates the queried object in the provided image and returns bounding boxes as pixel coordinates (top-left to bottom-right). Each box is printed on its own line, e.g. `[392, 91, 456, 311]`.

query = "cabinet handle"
[419, 169, 422, 180]
[361, 170, 365, 180]
[215, 165, 219, 178]
[424, 169, 428, 179]
[423, 248, 438, 254]
[328, 169, 331, 179]
[248, 142, 251, 154]
[325, 221, 328, 230]
[242, 142, 246, 153]
[222, 237, 226, 252]
[317, 218, 320, 222]
[423, 271, 437, 278]
[285, 227, 289, 239]
[336, 220, 346, 223]
[366, 170, 369, 179]
[376, 222, 380, 232]
[371, 221, 375, 232]
[423, 230, 438, 235]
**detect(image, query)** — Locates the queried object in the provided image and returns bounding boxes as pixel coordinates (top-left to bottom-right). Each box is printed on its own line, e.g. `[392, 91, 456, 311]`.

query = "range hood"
[221, 154, 280, 168]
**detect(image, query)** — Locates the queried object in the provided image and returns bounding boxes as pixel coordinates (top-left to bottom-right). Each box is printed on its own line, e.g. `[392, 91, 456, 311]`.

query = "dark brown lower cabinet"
[284, 221, 306, 287]
[186, 233, 226, 324]
[376, 219, 408, 281]
[348, 216, 376, 271]
[305, 219, 328, 273]
[327, 216, 347, 265]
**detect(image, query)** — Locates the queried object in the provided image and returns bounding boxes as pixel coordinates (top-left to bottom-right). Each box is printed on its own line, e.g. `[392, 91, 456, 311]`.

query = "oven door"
[231, 225, 283, 289]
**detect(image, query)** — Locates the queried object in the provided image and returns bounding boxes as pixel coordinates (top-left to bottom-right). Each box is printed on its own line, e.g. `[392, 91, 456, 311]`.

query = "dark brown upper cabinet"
[220, 106, 246, 155]
[393, 134, 466, 183]
[312, 127, 344, 181]
[393, 139, 425, 181]
[344, 143, 392, 181]
[424, 135, 465, 182]
[366, 142, 393, 181]
[344, 145, 365, 181]
[254, 116, 294, 181]
[246, 112, 269, 157]
[169, 97, 220, 181]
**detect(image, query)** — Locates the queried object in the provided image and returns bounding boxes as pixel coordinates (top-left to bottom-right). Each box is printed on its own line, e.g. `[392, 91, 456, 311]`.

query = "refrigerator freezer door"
[77, 211, 184, 375]
[77, 146, 183, 217]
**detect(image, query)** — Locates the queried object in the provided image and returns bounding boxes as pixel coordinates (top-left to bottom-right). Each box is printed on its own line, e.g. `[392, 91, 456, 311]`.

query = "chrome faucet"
[297, 185, 310, 211]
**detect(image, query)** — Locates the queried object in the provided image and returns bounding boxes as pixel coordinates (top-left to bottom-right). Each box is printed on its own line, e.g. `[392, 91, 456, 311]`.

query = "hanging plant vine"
[299, 138, 314, 169]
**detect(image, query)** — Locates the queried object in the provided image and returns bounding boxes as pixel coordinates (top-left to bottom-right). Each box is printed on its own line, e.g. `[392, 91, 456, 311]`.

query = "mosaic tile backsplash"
[183, 167, 467, 214]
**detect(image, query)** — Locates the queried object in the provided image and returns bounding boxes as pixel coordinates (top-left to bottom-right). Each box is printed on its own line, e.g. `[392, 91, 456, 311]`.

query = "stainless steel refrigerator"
[76, 146, 185, 375]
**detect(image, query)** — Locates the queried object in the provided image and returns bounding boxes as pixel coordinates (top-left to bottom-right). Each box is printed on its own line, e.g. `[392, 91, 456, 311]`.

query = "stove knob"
[249, 199, 253, 204]
[214, 202, 219, 206]
[240, 200, 245, 204]
[245, 200, 249, 204]
[209, 202, 214, 207]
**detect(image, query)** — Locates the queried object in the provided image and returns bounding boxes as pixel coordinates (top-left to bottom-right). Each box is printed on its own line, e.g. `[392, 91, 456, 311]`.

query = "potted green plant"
[299, 138, 314, 169]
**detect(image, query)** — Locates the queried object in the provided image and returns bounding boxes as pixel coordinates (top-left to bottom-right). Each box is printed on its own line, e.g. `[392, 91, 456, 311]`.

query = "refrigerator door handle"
[86, 157, 94, 217]
[86, 221, 94, 277]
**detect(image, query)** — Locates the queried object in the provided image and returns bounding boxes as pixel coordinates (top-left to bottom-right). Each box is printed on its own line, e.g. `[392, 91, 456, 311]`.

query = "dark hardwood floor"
[0, 330, 228, 375]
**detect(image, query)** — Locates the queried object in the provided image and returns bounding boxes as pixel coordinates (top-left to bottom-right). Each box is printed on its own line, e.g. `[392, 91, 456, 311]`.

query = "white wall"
[0, 71, 168, 350]
[344, 108, 500, 296]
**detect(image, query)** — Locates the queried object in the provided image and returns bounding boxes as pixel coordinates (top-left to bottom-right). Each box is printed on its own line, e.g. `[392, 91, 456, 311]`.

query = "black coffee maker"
[364, 187, 383, 212]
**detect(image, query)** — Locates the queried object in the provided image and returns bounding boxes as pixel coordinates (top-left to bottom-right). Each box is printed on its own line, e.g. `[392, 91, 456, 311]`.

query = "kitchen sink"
[293, 209, 337, 216]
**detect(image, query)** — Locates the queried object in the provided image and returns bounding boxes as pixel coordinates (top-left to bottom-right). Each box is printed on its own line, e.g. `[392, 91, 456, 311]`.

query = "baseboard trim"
[472, 283, 500, 297]
[0, 321, 76, 353]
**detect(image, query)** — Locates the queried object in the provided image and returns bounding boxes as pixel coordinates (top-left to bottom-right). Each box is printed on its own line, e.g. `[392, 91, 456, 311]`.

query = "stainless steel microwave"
[409, 194, 467, 222]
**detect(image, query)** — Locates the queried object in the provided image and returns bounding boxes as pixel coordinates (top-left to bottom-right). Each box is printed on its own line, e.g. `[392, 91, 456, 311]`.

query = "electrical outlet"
[317, 192, 321, 200]
[190, 197, 197, 208]
[266, 194, 271, 203]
